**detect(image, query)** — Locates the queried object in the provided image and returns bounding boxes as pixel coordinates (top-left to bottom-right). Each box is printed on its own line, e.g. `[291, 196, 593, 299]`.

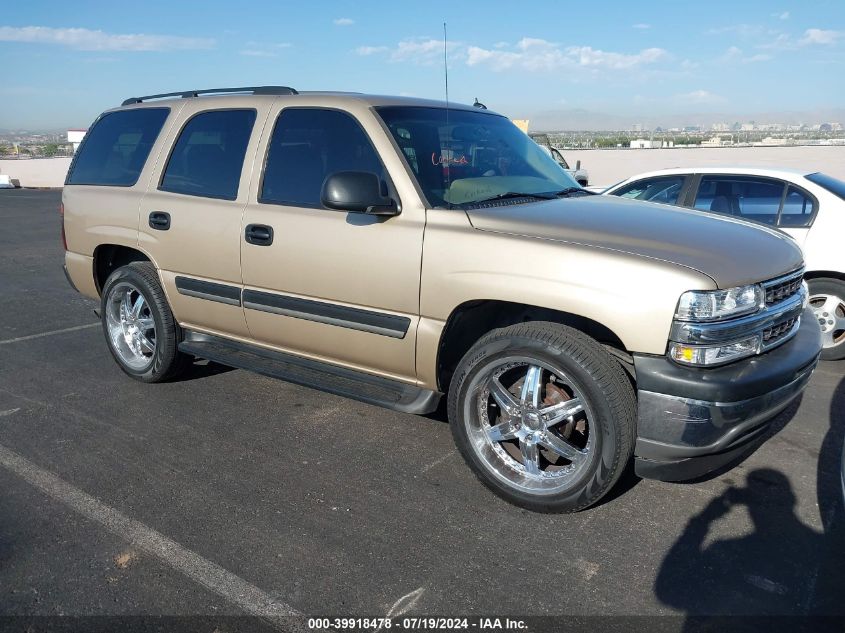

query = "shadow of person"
[807, 372, 845, 614]
[655, 468, 824, 629]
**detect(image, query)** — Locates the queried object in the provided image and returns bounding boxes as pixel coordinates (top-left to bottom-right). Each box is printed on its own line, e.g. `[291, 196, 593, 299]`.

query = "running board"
[178, 331, 441, 415]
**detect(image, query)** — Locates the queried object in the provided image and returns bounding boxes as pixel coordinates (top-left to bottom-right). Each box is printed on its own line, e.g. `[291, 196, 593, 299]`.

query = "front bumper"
[633, 307, 821, 481]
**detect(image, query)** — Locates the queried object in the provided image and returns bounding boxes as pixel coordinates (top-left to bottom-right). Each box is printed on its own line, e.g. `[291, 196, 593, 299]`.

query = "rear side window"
[160, 109, 256, 200]
[260, 108, 384, 208]
[66, 108, 169, 186]
[612, 176, 685, 206]
[779, 186, 815, 227]
[694, 176, 785, 225]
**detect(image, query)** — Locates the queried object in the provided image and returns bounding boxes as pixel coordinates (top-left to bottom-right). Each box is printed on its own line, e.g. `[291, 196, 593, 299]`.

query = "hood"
[465, 195, 804, 288]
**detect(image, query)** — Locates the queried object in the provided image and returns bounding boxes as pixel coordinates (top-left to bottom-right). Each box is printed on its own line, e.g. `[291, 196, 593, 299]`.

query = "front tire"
[447, 322, 636, 513]
[100, 262, 189, 382]
[808, 278, 845, 361]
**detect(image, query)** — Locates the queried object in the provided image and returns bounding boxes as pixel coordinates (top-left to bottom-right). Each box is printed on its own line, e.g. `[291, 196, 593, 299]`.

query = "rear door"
[239, 105, 425, 381]
[139, 102, 268, 338]
[690, 174, 811, 246]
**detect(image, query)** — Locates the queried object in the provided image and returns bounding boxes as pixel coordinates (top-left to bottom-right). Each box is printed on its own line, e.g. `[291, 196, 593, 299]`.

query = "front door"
[240, 105, 424, 381]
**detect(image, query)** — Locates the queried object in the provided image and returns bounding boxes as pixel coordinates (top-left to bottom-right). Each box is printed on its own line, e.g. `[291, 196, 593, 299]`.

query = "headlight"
[675, 285, 764, 322]
[668, 334, 762, 367]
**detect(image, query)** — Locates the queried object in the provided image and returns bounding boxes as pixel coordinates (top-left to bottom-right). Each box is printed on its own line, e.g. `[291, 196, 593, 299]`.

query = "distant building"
[511, 119, 530, 134]
[67, 129, 87, 153]
[629, 139, 674, 149]
[632, 123, 643, 132]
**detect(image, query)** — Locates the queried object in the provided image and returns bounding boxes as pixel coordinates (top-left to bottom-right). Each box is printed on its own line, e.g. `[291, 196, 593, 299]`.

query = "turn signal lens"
[668, 335, 762, 367]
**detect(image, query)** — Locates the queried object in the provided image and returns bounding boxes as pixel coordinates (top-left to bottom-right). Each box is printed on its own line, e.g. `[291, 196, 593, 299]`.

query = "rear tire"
[447, 322, 636, 512]
[808, 278, 845, 361]
[100, 262, 189, 382]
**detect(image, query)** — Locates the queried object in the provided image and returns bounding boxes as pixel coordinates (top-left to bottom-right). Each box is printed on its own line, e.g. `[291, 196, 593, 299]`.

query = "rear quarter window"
[66, 108, 170, 186]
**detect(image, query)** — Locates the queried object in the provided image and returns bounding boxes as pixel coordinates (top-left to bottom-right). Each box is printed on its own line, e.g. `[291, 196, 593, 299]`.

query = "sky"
[1, 0, 844, 130]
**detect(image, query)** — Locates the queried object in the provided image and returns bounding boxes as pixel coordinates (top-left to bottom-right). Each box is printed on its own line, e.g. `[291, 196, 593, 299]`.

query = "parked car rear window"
[160, 109, 256, 201]
[694, 176, 785, 225]
[66, 108, 169, 186]
[612, 176, 685, 205]
[806, 172, 845, 201]
[260, 108, 384, 208]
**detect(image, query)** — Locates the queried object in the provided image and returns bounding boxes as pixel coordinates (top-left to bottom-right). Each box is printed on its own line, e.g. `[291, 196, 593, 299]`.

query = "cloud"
[719, 46, 771, 63]
[466, 38, 667, 72]
[355, 45, 388, 56]
[800, 28, 843, 45]
[238, 41, 291, 57]
[333, 18, 354, 26]
[0, 25, 214, 51]
[632, 23, 651, 30]
[772, 11, 790, 20]
[673, 90, 725, 105]
[355, 38, 459, 65]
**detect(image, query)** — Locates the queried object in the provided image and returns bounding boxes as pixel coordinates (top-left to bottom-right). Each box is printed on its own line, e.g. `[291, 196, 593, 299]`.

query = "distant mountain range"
[517, 108, 845, 132]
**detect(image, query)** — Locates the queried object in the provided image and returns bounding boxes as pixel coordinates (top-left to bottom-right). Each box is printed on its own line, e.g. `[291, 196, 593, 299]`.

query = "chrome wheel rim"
[464, 357, 596, 495]
[105, 282, 156, 370]
[810, 293, 845, 349]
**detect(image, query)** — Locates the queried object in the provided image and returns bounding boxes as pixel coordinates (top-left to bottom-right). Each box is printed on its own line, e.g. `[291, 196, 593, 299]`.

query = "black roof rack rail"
[121, 86, 298, 106]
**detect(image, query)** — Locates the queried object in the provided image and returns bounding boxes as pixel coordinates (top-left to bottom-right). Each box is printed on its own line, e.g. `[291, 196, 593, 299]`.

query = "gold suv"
[63, 86, 822, 512]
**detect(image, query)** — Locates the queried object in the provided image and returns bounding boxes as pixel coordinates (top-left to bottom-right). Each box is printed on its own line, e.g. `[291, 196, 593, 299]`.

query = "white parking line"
[0, 323, 100, 346]
[0, 443, 302, 626]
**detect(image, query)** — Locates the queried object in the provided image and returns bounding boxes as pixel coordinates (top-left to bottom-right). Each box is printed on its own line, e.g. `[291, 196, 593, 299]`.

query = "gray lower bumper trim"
[635, 357, 817, 460]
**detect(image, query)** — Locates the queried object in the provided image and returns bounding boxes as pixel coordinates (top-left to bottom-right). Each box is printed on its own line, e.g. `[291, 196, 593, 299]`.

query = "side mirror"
[321, 171, 399, 216]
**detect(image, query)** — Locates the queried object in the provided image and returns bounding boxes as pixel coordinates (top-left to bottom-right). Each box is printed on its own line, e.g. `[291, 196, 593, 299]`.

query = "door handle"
[149, 211, 171, 231]
[245, 224, 274, 246]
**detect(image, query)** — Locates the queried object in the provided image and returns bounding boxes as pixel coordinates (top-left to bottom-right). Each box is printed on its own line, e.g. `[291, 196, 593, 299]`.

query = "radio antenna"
[443, 22, 449, 109]
[443, 21, 451, 195]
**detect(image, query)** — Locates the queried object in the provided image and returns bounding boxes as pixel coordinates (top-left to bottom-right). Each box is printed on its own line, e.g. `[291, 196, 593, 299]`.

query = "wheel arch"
[805, 270, 845, 285]
[435, 299, 632, 393]
[93, 244, 153, 295]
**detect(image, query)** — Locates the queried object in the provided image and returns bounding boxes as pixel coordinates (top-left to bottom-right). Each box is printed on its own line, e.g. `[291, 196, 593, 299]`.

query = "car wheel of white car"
[808, 278, 845, 361]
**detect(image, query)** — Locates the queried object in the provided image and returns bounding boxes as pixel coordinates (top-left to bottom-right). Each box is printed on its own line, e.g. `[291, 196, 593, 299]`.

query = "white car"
[604, 167, 845, 360]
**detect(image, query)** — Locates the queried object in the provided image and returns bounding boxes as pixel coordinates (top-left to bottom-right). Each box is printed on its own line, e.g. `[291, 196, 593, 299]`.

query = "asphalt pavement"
[0, 189, 842, 629]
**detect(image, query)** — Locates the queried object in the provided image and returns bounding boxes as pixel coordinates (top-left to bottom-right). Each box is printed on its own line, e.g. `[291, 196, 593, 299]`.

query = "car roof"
[108, 91, 498, 115]
[617, 166, 814, 182]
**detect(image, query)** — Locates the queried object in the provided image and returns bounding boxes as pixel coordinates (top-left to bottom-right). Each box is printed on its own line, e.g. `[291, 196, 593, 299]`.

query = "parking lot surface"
[0, 190, 843, 626]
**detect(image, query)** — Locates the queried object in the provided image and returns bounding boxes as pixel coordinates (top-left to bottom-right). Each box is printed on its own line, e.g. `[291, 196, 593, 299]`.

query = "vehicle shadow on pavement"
[169, 359, 235, 382]
[653, 375, 845, 629]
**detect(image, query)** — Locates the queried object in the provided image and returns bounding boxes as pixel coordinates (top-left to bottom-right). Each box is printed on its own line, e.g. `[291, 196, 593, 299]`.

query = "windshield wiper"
[469, 191, 557, 205]
[551, 187, 596, 197]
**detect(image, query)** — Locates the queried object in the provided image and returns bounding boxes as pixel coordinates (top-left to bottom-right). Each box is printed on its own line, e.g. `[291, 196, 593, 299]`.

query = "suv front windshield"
[376, 106, 580, 208]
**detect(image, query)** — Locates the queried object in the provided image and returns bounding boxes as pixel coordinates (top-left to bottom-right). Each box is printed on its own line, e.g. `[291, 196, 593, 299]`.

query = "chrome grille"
[762, 317, 797, 345]
[764, 269, 804, 306]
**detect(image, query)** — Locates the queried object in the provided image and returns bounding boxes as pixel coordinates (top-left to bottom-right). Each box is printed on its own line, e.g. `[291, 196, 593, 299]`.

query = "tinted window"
[779, 186, 815, 227]
[613, 176, 685, 206]
[806, 172, 845, 201]
[376, 106, 579, 207]
[66, 108, 169, 186]
[694, 176, 785, 225]
[160, 109, 256, 200]
[261, 109, 384, 207]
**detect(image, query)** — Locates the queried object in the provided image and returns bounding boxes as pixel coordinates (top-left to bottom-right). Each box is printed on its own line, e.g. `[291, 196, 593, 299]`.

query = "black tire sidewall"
[448, 327, 632, 512]
[100, 264, 181, 382]
[808, 278, 845, 361]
